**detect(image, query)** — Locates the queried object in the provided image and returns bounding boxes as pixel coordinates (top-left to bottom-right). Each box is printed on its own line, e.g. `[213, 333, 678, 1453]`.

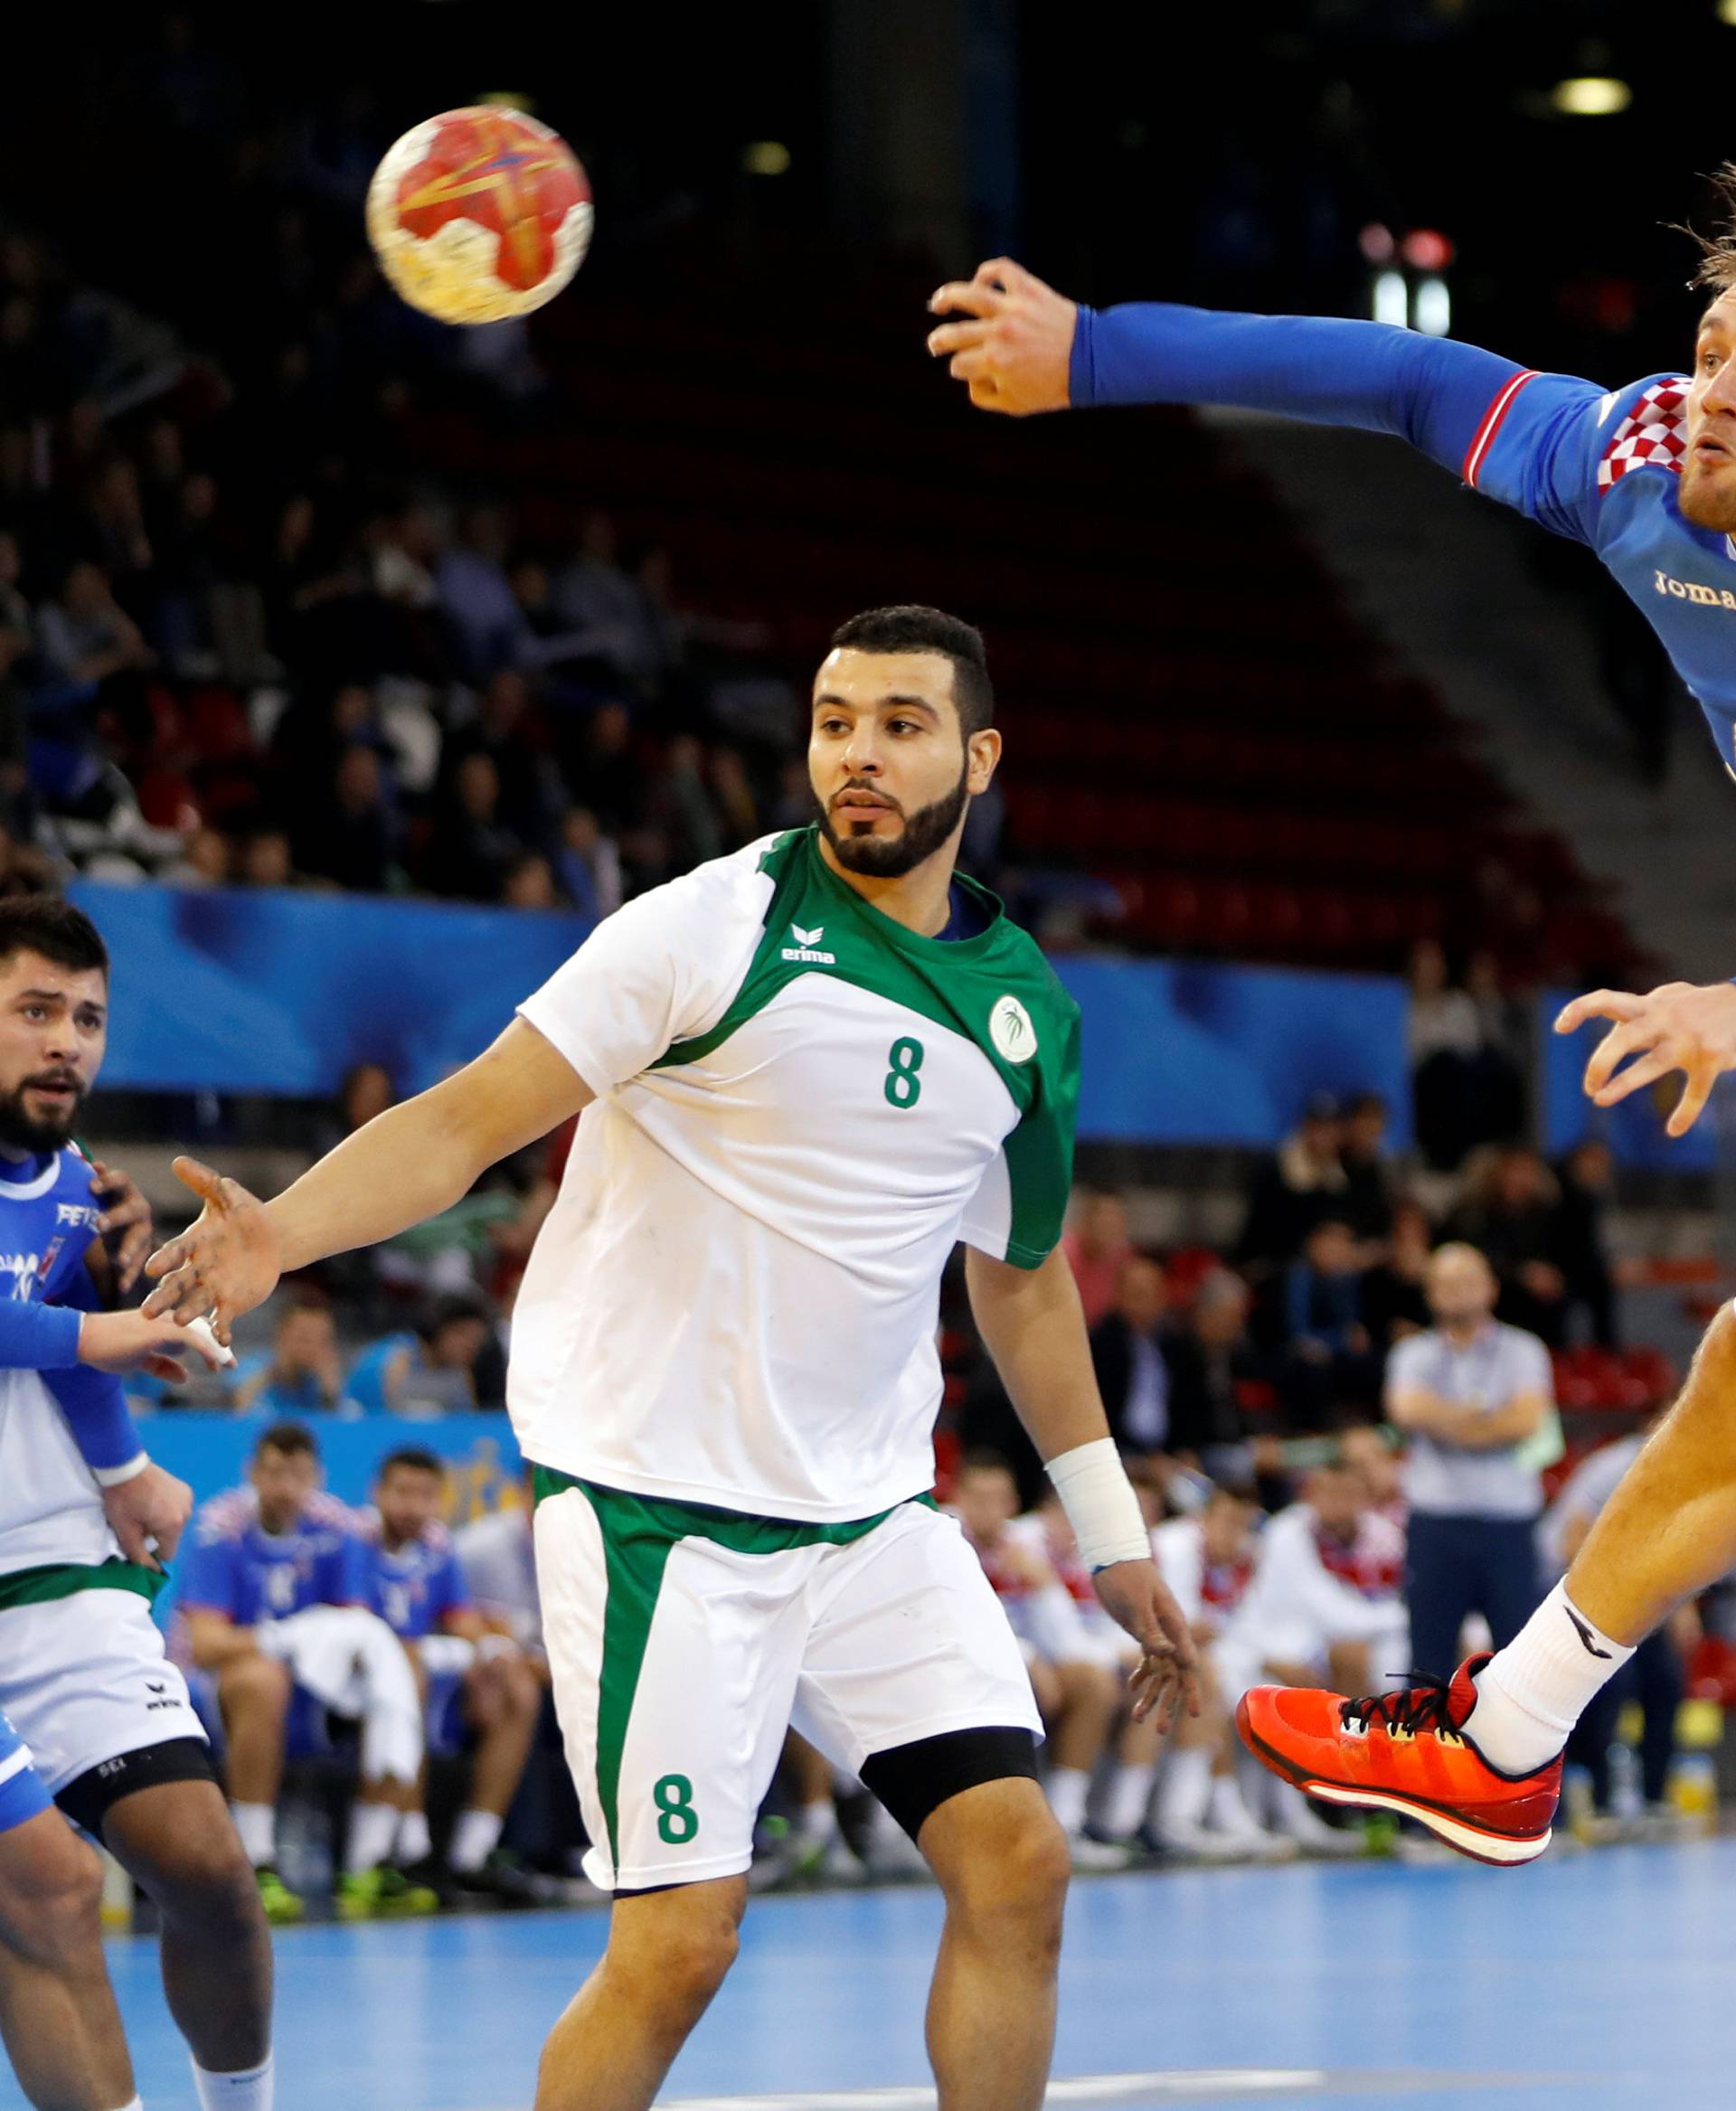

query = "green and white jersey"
[510, 826, 1080, 1524]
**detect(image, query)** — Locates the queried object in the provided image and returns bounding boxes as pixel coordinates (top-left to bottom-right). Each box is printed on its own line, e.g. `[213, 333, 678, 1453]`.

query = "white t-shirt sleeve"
[1513, 1331, 1554, 1399]
[1383, 1333, 1430, 1399]
[516, 853, 768, 1097]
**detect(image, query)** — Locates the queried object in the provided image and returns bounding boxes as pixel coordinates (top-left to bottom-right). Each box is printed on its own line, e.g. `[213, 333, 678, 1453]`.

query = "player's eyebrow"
[812, 692, 941, 719]
[16, 986, 105, 1018]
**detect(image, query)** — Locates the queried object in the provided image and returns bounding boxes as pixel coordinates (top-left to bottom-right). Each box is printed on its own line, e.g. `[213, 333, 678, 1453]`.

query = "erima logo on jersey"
[989, 994, 1037, 1063]
[781, 920, 836, 965]
[1653, 570, 1736, 610]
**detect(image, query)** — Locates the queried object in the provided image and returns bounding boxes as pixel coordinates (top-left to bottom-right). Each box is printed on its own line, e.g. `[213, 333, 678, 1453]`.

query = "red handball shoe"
[1235, 1655, 1562, 1868]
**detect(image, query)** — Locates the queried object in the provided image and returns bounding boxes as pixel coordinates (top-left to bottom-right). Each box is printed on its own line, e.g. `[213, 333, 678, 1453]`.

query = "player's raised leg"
[919, 1778, 1069, 2111]
[0, 1724, 135, 2111]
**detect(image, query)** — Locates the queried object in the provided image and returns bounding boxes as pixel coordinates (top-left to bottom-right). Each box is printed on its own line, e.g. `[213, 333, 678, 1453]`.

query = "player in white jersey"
[0, 899, 274, 2111]
[143, 603, 1199, 2111]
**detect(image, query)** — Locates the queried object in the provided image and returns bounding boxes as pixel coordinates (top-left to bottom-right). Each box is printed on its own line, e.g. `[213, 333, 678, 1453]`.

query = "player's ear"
[966, 727, 1002, 794]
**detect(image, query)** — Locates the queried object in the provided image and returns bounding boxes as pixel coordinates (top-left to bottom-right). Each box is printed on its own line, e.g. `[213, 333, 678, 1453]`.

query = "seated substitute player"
[929, 184, 1736, 1864]
[361, 1446, 542, 1898]
[0, 898, 276, 2111]
[142, 602, 1198, 2111]
[176, 1421, 429, 1922]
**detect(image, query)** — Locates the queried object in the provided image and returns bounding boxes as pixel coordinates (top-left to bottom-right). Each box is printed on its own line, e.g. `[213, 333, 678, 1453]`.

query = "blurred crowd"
[0, 226, 816, 915]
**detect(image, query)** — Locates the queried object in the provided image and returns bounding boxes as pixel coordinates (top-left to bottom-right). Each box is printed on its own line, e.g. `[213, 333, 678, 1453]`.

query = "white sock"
[396, 1809, 432, 1866]
[345, 1800, 401, 1876]
[448, 1807, 504, 1873]
[1464, 1580, 1635, 1775]
[191, 2051, 274, 2111]
[1103, 1763, 1157, 1839]
[1156, 1746, 1213, 1834]
[231, 1802, 276, 1869]
[1046, 1766, 1090, 1833]
[1208, 1773, 1261, 1835]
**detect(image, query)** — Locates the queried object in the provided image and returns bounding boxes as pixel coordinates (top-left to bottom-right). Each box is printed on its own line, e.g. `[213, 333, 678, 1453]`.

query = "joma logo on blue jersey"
[1654, 570, 1736, 611]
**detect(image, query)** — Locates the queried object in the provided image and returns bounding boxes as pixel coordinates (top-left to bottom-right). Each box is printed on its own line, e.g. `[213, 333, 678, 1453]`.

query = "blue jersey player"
[929, 183, 1736, 1870]
[0, 898, 275, 2111]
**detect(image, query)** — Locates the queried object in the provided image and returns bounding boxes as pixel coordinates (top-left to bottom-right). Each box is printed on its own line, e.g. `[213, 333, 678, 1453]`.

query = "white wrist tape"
[1044, 1438, 1150, 1571]
[92, 1451, 149, 1488]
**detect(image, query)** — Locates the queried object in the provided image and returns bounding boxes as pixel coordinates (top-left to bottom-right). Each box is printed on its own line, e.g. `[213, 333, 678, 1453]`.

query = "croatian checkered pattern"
[1598, 380, 1689, 490]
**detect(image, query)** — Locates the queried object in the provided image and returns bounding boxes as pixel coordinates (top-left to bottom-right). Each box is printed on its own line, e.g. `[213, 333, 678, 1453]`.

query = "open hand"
[1557, 979, 1736, 1137]
[142, 1157, 282, 1345]
[926, 258, 1077, 415]
[1090, 1556, 1203, 1733]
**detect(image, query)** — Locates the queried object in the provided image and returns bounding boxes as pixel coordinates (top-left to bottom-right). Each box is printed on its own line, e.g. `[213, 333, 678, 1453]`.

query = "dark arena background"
[2, 5, 1736, 2106]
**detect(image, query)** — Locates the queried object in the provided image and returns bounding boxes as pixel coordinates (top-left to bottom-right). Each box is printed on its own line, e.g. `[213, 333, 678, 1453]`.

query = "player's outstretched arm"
[144, 1017, 594, 1340]
[1557, 979, 1736, 1137]
[928, 255, 1527, 476]
[965, 1243, 1201, 1729]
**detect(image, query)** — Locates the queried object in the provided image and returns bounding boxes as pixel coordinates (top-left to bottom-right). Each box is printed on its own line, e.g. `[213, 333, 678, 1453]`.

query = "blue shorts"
[0, 1710, 52, 1836]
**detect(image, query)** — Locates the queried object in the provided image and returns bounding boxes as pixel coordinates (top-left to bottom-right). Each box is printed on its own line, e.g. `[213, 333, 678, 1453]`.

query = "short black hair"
[957, 1447, 1015, 1479]
[829, 604, 994, 739]
[378, 1446, 446, 1483]
[256, 1420, 317, 1462]
[0, 897, 108, 980]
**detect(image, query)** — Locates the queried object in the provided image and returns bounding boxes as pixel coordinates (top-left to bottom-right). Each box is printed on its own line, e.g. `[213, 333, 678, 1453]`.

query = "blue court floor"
[14, 1836, 1736, 2109]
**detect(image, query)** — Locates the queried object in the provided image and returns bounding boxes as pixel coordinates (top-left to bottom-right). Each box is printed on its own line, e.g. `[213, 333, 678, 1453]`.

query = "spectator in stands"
[360, 1448, 542, 1898]
[1061, 1187, 1134, 1329]
[1360, 1196, 1435, 1349]
[1554, 1138, 1619, 1348]
[231, 1297, 357, 1416]
[1541, 1418, 1688, 1819]
[346, 1288, 500, 1416]
[569, 699, 641, 832]
[949, 1453, 1126, 1869]
[502, 851, 559, 910]
[175, 1421, 429, 1922]
[1164, 1268, 1262, 1480]
[551, 805, 622, 922]
[1337, 1091, 1395, 1246]
[456, 1481, 542, 1657]
[1266, 1216, 1382, 1430]
[1089, 1252, 1170, 1456]
[436, 504, 529, 682]
[235, 826, 298, 890]
[424, 751, 523, 900]
[1447, 1145, 1571, 1347]
[295, 742, 404, 894]
[441, 667, 561, 849]
[1385, 1244, 1553, 1676]
[1338, 1420, 1406, 1527]
[1234, 1092, 1347, 1277]
[547, 510, 647, 691]
[34, 557, 153, 691]
[1407, 939, 1483, 1171]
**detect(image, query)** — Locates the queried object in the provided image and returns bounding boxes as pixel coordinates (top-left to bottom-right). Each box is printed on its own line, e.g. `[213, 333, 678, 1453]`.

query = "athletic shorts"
[0, 1579, 203, 1794]
[533, 1474, 1042, 1892]
[0, 1710, 51, 1835]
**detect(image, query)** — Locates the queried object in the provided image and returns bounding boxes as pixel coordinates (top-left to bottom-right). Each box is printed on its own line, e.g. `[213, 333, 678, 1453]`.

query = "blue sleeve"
[0, 1299, 84, 1370]
[1070, 303, 1538, 487]
[1467, 372, 1669, 547]
[42, 1362, 143, 1474]
[178, 1530, 240, 1616]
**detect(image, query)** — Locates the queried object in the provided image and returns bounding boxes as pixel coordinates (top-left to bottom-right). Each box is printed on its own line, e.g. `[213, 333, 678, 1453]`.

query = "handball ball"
[366, 107, 592, 326]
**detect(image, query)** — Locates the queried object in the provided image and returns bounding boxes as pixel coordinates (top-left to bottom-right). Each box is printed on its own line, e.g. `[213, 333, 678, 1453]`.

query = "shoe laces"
[1338, 1670, 1465, 1747]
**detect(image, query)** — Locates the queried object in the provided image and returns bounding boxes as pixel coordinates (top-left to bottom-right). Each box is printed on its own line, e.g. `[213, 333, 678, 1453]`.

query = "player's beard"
[0, 1074, 87, 1154]
[1679, 457, 1736, 532]
[816, 762, 971, 880]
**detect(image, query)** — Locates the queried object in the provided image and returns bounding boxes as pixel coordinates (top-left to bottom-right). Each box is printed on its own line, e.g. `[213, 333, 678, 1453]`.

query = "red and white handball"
[366, 107, 592, 325]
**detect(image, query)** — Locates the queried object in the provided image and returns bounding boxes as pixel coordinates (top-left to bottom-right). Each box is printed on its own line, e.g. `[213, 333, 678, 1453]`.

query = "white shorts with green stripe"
[533, 1472, 1043, 1892]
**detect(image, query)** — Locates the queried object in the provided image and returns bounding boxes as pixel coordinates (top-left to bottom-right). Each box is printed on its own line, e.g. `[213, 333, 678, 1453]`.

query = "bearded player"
[141, 603, 1199, 2111]
[0, 899, 272, 2109]
[929, 170, 1736, 1866]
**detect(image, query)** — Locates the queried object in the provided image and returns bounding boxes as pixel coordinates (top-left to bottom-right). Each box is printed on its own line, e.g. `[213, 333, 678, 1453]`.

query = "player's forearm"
[966, 1246, 1112, 1460]
[1070, 303, 1521, 475]
[267, 1085, 496, 1272]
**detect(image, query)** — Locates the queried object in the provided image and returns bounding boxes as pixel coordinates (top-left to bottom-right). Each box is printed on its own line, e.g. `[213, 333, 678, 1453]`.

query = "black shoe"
[447, 1850, 542, 1909]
